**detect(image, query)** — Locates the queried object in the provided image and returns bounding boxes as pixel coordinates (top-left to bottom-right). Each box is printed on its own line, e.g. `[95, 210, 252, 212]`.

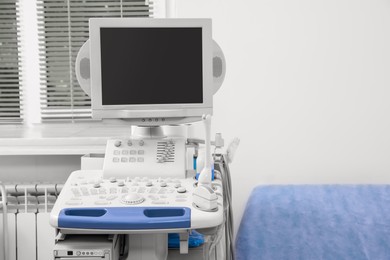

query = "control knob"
[121, 194, 145, 205]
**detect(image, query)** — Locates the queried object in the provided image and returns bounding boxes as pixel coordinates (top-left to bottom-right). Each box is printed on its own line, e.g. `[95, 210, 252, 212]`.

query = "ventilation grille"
[156, 141, 175, 163]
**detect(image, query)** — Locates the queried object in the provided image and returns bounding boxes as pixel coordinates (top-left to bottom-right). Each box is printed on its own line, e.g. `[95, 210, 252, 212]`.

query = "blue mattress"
[235, 185, 390, 260]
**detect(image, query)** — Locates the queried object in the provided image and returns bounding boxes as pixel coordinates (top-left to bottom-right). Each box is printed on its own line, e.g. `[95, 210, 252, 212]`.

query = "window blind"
[37, 0, 153, 121]
[0, 0, 22, 124]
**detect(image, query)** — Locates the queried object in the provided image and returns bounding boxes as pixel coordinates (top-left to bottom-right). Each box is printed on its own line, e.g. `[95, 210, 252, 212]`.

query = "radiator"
[0, 183, 63, 260]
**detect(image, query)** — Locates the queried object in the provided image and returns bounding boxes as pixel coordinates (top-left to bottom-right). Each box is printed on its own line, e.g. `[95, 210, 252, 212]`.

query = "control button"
[109, 177, 117, 183]
[121, 157, 128, 163]
[93, 183, 101, 189]
[117, 181, 125, 187]
[113, 150, 120, 155]
[71, 188, 81, 196]
[145, 182, 153, 187]
[160, 182, 167, 187]
[66, 201, 83, 206]
[95, 200, 110, 205]
[177, 187, 186, 193]
[137, 157, 144, 162]
[152, 200, 168, 205]
[130, 150, 137, 155]
[138, 150, 144, 155]
[127, 140, 133, 146]
[114, 140, 122, 147]
[174, 183, 181, 188]
[106, 195, 118, 201]
[158, 188, 167, 194]
[76, 251, 81, 256]
[129, 157, 136, 162]
[122, 150, 129, 155]
[113, 157, 120, 163]
[149, 188, 158, 194]
[121, 194, 145, 205]
[148, 195, 159, 201]
[139, 140, 144, 146]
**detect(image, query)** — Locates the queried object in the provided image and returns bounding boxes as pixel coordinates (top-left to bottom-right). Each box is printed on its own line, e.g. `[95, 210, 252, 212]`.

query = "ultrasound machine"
[50, 18, 236, 260]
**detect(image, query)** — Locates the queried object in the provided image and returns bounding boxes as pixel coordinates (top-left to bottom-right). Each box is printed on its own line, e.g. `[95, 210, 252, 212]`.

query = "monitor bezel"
[89, 18, 213, 121]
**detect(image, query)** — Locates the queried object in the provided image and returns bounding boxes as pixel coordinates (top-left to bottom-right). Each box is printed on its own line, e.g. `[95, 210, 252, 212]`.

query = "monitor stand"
[132, 126, 166, 139]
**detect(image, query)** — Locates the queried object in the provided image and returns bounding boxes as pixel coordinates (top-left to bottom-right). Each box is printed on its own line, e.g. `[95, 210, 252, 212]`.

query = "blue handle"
[58, 207, 191, 230]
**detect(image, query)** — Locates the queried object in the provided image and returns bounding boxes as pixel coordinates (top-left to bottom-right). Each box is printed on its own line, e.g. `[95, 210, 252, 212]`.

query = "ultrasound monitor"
[89, 18, 213, 125]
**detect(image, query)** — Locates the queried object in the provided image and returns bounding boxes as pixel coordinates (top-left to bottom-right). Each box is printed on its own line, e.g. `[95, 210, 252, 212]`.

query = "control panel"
[50, 170, 223, 231]
[103, 137, 186, 179]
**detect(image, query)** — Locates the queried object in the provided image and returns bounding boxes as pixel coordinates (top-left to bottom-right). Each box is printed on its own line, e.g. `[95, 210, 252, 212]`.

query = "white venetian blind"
[0, 0, 22, 124]
[37, 0, 153, 121]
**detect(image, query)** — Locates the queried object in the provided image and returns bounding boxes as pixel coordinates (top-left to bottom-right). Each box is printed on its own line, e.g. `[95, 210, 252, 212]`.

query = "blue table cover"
[235, 185, 390, 260]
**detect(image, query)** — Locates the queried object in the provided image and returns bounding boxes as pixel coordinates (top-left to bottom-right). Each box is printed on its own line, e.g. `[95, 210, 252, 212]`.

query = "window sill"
[0, 123, 132, 155]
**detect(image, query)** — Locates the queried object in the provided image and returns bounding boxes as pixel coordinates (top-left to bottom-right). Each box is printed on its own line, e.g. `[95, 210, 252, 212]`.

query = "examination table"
[235, 185, 390, 260]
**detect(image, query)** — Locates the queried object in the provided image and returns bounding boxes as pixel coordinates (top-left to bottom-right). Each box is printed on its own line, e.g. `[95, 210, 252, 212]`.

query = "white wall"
[176, 0, 390, 235]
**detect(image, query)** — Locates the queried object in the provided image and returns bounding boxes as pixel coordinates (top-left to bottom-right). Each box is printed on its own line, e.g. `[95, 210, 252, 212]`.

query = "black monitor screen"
[100, 27, 203, 105]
